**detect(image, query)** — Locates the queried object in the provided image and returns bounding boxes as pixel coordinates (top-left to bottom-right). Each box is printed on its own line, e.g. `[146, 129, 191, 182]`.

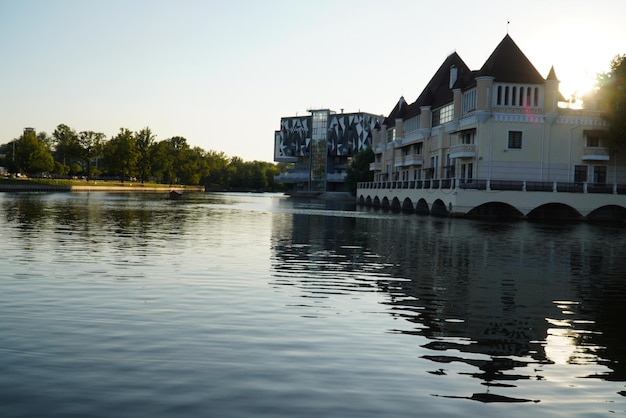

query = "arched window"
[497, 86, 502, 105]
[534, 88, 539, 107]
[504, 86, 509, 105]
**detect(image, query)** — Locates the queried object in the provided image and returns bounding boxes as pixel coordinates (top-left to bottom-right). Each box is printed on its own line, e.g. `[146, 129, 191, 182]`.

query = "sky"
[1, 0, 625, 162]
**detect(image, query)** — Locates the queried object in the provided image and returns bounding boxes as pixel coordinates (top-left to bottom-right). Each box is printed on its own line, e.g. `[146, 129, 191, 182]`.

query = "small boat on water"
[168, 190, 183, 200]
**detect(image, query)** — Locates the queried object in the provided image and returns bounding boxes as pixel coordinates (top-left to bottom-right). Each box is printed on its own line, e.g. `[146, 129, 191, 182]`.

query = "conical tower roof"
[477, 34, 545, 83]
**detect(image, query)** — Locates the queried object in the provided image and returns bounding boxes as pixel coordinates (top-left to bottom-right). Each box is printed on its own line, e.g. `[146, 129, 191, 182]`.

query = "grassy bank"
[0, 177, 205, 192]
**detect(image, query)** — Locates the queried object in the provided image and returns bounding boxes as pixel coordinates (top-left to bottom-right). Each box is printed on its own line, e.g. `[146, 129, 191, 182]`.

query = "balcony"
[326, 172, 347, 182]
[404, 154, 424, 166]
[449, 144, 476, 159]
[370, 162, 382, 171]
[274, 171, 309, 183]
[582, 147, 610, 161]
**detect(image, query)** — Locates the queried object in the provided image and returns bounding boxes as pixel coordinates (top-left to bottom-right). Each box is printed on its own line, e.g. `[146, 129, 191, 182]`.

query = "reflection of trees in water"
[1, 193, 192, 257]
[271, 211, 626, 389]
[2, 194, 48, 231]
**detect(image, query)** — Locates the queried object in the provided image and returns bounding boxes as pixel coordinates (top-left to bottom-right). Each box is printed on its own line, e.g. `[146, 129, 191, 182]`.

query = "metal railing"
[357, 178, 626, 195]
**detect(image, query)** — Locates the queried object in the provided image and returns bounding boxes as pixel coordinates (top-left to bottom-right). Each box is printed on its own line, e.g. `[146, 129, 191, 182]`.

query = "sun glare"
[559, 71, 598, 102]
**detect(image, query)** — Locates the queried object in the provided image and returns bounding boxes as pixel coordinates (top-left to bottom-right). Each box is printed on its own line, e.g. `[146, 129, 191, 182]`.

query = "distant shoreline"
[0, 181, 204, 193]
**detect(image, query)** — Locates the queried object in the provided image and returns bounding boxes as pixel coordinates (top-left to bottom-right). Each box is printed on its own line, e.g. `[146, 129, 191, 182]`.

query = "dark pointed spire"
[477, 34, 544, 84]
[546, 66, 559, 81]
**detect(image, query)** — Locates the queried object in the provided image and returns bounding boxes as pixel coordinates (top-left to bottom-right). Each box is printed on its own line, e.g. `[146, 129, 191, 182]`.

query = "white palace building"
[357, 34, 626, 220]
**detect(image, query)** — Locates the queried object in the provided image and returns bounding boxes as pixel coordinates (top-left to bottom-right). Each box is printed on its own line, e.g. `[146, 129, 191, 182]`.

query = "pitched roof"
[383, 35, 553, 128]
[476, 34, 545, 83]
[385, 52, 470, 127]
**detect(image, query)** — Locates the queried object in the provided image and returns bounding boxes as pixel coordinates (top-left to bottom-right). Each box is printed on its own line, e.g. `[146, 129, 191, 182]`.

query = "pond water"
[1, 192, 625, 417]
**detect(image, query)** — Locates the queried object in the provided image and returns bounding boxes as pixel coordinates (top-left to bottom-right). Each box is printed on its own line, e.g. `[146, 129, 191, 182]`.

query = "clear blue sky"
[1, 0, 624, 162]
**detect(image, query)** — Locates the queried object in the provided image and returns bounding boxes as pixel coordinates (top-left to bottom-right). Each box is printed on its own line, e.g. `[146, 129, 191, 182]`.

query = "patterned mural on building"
[274, 112, 382, 161]
[274, 117, 311, 160]
[327, 113, 381, 156]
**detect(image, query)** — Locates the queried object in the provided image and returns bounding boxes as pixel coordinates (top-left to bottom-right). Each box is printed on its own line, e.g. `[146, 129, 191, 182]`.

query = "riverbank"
[0, 180, 205, 193]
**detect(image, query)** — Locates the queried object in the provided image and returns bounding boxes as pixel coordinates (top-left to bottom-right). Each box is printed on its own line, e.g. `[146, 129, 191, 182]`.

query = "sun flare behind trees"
[597, 54, 626, 152]
[0, 124, 283, 191]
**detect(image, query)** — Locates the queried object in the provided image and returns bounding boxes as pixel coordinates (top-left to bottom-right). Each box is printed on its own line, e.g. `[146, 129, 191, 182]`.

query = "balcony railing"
[404, 154, 424, 166]
[357, 178, 626, 195]
[582, 147, 610, 161]
[274, 171, 309, 183]
[448, 144, 476, 159]
[326, 172, 347, 182]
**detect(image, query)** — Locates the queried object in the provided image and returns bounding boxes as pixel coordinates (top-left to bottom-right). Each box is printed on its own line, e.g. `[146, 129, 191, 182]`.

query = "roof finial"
[507, 21, 510, 34]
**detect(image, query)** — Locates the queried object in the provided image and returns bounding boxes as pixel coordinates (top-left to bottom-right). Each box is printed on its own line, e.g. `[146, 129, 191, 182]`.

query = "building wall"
[373, 84, 615, 187]
[274, 111, 383, 191]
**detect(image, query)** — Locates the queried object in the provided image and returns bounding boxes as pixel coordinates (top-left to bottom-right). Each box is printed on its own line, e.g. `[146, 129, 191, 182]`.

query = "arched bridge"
[357, 179, 626, 221]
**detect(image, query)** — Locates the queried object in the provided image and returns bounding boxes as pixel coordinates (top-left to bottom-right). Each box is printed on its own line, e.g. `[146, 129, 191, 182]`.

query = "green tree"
[345, 147, 375, 195]
[52, 124, 80, 166]
[203, 150, 230, 188]
[598, 54, 626, 152]
[37, 131, 54, 149]
[135, 127, 156, 183]
[78, 131, 105, 179]
[15, 130, 54, 176]
[178, 146, 209, 185]
[150, 140, 176, 184]
[103, 128, 138, 181]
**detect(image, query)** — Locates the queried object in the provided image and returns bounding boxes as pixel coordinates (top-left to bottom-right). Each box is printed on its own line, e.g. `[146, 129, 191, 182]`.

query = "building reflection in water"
[270, 202, 626, 399]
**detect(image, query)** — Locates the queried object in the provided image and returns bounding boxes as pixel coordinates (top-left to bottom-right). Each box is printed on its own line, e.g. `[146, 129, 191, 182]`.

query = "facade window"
[534, 87, 539, 106]
[432, 103, 454, 127]
[574, 165, 588, 183]
[586, 134, 600, 147]
[462, 89, 477, 114]
[445, 154, 455, 178]
[460, 163, 473, 181]
[386, 128, 395, 143]
[404, 116, 420, 133]
[416, 142, 423, 155]
[593, 166, 607, 184]
[461, 129, 475, 144]
[429, 155, 439, 179]
[507, 131, 523, 149]
[496, 84, 541, 107]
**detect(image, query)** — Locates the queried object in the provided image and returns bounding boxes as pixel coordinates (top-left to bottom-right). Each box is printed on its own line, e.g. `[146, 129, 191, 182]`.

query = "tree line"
[0, 124, 285, 191]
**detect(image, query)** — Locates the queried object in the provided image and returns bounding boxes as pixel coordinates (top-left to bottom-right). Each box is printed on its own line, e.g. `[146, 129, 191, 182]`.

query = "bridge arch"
[416, 198, 429, 215]
[431, 199, 448, 217]
[373, 196, 381, 208]
[402, 197, 414, 213]
[381, 197, 391, 210]
[527, 203, 581, 221]
[586, 205, 626, 222]
[466, 202, 524, 219]
[390, 197, 402, 212]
